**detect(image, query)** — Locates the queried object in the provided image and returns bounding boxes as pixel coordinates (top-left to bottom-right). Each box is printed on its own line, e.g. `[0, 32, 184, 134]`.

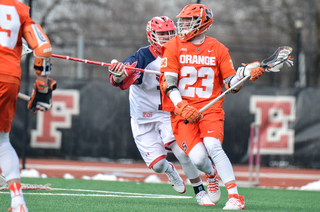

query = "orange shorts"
[171, 109, 225, 156]
[0, 83, 20, 132]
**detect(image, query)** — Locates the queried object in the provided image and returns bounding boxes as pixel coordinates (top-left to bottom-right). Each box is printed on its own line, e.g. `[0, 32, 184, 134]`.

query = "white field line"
[23, 164, 320, 180]
[0, 192, 191, 198]
[23, 164, 154, 173]
[0, 188, 192, 199]
[53, 188, 190, 197]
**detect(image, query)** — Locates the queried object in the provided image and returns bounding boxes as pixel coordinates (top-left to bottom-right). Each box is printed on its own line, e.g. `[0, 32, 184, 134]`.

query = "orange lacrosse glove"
[174, 100, 202, 124]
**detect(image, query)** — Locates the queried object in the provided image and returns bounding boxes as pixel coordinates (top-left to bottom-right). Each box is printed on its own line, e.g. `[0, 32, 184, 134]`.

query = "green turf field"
[0, 178, 319, 212]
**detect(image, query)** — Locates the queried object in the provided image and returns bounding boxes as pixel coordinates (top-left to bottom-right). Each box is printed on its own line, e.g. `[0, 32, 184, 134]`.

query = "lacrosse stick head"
[261, 46, 293, 72]
[22, 43, 33, 57]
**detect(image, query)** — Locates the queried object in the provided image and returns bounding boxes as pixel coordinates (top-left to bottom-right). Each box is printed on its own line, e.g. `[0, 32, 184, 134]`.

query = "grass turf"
[0, 178, 319, 212]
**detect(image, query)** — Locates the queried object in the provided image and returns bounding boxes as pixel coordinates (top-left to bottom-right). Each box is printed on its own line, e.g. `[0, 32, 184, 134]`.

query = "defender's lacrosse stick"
[22, 44, 160, 75]
[184, 46, 293, 124]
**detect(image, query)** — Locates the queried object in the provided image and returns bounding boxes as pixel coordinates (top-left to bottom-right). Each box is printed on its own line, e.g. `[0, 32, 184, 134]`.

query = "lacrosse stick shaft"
[182, 46, 293, 124]
[23, 44, 159, 75]
[199, 75, 250, 113]
[18, 92, 31, 101]
[184, 75, 250, 124]
[200, 46, 293, 113]
[52, 54, 160, 74]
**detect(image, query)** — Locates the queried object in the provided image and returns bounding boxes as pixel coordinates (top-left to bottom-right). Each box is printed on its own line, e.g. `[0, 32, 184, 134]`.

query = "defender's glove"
[109, 59, 128, 81]
[236, 61, 265, 81]
[28, 78, 57, 113]
[175, 100, 202, 124]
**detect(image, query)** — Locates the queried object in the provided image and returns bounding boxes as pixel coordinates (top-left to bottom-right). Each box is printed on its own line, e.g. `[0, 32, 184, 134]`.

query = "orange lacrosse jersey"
[160, 36, 236, 113]
[0, 0, 35, 84]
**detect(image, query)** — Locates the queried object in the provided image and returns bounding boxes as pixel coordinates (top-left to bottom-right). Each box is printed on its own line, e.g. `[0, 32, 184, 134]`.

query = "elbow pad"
[23, 24, 52, 75]
[160, 74, 178, 97]
[23, 24, 52, 58]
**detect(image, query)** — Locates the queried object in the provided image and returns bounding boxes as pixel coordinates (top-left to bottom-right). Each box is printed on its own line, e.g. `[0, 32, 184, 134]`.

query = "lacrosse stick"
[22, 44, 160, 75]
[18, 92, 31, 101]
[0, 174, 52, 190]
[184, 46, 293, 124]
[17, 45, 32, 101]
[22, 43, 33, 57]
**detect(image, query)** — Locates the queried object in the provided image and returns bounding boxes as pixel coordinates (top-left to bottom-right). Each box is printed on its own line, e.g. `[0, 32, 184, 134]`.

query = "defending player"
[108, 16, 216, 206]
[160, 4, 265, 210]
[0, 0, 56, 211]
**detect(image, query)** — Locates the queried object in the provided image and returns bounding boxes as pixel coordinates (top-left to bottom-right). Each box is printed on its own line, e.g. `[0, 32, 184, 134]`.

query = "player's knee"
[151, 159, 167, 173]
[189, 153, 207, 169]
[188, 143, 210, 169]
[204, 137, 227, 162]
[171, 142, 190, 164]
[204, 137, 222, 157]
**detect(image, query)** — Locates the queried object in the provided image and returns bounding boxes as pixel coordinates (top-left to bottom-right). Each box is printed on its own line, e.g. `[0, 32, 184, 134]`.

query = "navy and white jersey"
[110, 45, 170, 124]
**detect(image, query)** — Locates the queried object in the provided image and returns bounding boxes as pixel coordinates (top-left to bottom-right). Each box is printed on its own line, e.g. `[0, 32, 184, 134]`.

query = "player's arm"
[219, 53, 243, 94]
[224, 62, 265, 94]
[108, 59, 139, 90]
[160, 72, 201, 124]
[223, 74, 243, 94]
[109, 59, 127, 85]
[222, 54, 264, 93]
[23, 24, 56, 113]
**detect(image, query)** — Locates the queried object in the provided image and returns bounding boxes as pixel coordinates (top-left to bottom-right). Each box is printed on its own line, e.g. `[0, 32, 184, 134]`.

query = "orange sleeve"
[159, 74, 175, 112]
[20, 10, 35, 30]
[15, 0, 35, 29]
[160, 38, 180, 74]
[220, 53, 236, 79]
[213, 41, 236, 79]
[159, 38, 179, 112]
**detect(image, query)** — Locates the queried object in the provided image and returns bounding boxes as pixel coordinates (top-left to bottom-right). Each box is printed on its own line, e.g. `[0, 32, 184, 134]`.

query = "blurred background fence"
[13, 0, 320, 169]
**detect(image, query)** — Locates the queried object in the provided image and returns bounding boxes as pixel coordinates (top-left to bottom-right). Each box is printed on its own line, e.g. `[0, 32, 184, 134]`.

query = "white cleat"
[195, 190, 215, 206]
[166, 162, 186, 194]
[223, 194, 245, 210]
[206, 168, 221, 204]
[8, 204, 28, 212]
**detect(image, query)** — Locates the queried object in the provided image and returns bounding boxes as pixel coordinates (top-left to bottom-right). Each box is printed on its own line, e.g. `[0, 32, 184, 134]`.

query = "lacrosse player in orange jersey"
[109, 16, 216, 206]
[0, 0, 56, 211]
[160, 4, 265, 210]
